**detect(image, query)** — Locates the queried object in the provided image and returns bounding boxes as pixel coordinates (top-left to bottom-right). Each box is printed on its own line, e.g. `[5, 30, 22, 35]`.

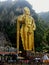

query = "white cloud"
[27, 0, 49, 13]
[0, 0, 7, 1]
[0, 0, 49, 13]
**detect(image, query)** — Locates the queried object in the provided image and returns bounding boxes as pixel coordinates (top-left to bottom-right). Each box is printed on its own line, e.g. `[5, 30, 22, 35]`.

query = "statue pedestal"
[25, 50, 35, 59]
[17, 50, 35, 60]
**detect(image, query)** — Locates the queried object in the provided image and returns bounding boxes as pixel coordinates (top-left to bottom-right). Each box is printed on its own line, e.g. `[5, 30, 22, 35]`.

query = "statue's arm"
[32, 18, 36, 30]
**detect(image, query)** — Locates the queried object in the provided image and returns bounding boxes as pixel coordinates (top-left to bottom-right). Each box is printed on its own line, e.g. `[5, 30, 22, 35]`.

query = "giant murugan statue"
[17, 7, 36, 52]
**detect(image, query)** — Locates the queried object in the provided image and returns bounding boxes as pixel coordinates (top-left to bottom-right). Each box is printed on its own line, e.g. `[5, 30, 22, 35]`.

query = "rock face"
[0, 32, 12, 51]
[0, 32, 10, 47]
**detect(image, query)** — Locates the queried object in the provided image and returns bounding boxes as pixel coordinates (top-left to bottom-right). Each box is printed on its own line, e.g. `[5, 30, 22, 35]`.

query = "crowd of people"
[0, 52, 49, 65]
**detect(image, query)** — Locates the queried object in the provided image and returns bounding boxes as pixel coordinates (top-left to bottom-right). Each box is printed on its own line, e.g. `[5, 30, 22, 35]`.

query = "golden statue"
[17, 7, 36, 52]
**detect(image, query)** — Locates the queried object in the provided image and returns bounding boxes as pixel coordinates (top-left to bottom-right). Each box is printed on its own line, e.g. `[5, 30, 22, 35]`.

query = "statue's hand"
[17, 15, 25, 24]
[17, 16, 23, 22]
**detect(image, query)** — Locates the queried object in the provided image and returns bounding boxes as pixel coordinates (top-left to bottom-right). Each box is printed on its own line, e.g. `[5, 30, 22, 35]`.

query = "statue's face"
[24, 7, 30, 15]
[25, 10, 30, 15]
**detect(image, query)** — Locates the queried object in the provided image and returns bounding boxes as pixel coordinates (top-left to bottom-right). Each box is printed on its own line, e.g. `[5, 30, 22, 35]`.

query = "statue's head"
[24, 7, 30, 15]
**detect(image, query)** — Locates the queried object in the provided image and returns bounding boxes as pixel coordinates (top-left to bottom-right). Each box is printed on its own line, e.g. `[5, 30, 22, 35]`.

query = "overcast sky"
[0, 0, 49, 13]
[27, 0, 49, 13]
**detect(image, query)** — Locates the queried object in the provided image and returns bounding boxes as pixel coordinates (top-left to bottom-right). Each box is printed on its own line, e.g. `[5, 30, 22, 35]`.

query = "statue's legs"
[31, 32, 35, 52]
[21, 26, 29, 50]
[21, 26, 27, 50]
[27, 32, 34, 51]
[21, 26, 35, 52]
[29, 33, 33, 50]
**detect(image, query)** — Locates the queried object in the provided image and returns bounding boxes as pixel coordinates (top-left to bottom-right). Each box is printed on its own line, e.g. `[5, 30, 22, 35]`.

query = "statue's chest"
[25, 16, 32, 25]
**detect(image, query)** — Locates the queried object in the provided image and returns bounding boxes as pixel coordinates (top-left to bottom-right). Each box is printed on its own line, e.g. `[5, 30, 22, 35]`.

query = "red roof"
[0, 52, 16, 54]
